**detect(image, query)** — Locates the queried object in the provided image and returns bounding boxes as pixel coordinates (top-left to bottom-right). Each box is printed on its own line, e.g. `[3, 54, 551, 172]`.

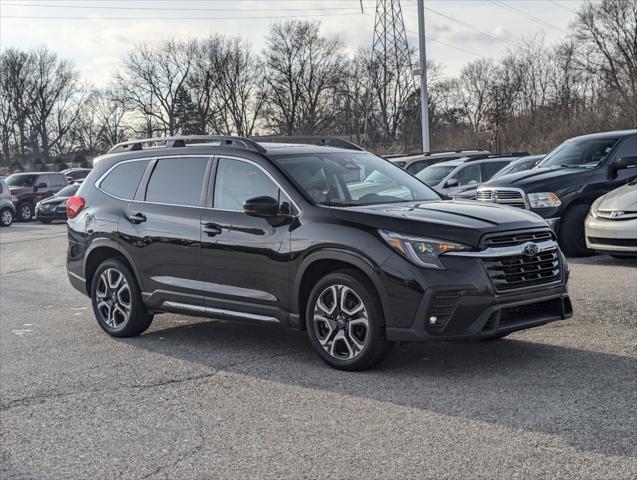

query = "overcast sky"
[1, 0, 587, 86]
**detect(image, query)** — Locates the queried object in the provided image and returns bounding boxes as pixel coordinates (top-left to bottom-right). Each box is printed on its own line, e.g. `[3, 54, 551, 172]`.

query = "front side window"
[214, 158, 285, 211]
[272, 152, 439, 206]
[416, 165, 456, 186]
[483, 161, 510, 179]
[6, 174, 37, 187]
[540, 137, 620, 168]
[100, 160, 149, 200]
[454, 164, 482, 186]
[145, 157, 208, 207]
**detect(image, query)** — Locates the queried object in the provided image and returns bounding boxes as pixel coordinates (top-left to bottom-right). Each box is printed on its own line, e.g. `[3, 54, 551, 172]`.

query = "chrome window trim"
[96, 154, 301, 214]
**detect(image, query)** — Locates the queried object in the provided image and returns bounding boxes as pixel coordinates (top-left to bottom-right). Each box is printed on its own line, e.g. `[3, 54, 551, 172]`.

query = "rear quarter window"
[99, 160, 149, 200]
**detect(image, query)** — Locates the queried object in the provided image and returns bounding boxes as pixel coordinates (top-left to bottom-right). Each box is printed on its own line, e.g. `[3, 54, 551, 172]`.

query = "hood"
[40, 194, 69, 206]
[599, 182, 637, 211]
[482, 166, 593, 192]
[330, 200, 548, 248]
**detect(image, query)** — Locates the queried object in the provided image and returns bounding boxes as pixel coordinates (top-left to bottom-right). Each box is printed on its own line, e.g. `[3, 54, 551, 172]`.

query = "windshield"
[492, 159, 536, 179]
[271, 152, 439, 206]
[416, 165, 456, 186]
[6, 174, 37, 187]
[55, 184, 80, 197]
[539, 137, 620, 168]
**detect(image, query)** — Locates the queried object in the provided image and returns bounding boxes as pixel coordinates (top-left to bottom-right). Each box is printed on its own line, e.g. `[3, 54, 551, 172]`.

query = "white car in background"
[585, 180, 637, 258]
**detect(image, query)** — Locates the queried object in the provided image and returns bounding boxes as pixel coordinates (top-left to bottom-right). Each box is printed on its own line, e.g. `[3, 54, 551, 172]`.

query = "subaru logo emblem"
[522, 242, 539, 257]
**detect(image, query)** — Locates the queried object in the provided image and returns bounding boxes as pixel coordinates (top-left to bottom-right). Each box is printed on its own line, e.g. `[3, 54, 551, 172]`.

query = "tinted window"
[56, 184, 80, 197]
[6, 174, 37, 187]
[483, 161, 510, 179]
[406, 161, 427, 174]
[100, 160, 148, 200]
[613, 135, 637, 159]
[454, 164, 482, 186]
[416, 165, 456, 186]
[540, 137, 620, 168]
[214, 158, 282, 211]
[145, 157, 208, 207]
[51, 173, 66, 187]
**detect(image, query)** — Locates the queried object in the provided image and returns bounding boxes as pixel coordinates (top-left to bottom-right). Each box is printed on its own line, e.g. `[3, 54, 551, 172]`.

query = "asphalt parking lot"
[1, 222, 636, 479]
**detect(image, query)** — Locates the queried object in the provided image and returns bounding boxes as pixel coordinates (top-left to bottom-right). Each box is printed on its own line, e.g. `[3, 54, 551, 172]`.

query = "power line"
[548, 0, 579, 15]
[0, 12, 366, 20]
[404, 29, 483, 58]
[0, 2, 362, 12]
[422, 5, 524, 49]
[489, 0, 570, 34]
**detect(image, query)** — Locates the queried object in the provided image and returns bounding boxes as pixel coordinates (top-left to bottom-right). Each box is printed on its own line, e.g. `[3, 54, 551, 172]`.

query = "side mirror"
[444, 178, 459, 188]
[243, 196, 280, 218]
[610, 156, 637, 177]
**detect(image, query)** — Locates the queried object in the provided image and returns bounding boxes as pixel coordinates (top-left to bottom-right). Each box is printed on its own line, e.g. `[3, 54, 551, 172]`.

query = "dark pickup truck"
[477, 130, 637, 256]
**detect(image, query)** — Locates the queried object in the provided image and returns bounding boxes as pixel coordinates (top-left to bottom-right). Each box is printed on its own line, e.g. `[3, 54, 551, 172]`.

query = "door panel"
[201, 157, 293, 322]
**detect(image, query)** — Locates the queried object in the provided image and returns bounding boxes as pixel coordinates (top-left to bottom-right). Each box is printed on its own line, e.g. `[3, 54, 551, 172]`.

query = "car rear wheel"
[0, 208, 14, 227]
[17, 202, 33, 222]
[306, 270, 393, 371]
[90, 259, 153, 337]
[558, 204, 594, 257]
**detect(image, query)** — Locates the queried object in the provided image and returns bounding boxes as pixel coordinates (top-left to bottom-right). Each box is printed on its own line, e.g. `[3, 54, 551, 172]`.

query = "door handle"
[202, 222, 222, 237]
[125, 212, 147, 224]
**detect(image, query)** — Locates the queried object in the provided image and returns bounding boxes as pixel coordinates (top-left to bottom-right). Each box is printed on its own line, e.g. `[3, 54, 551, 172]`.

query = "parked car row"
[0, 168, 91, 226]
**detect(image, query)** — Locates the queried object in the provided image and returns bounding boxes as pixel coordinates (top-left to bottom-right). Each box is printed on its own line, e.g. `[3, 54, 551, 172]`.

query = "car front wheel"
[90, 259, 153, 337]
[0, 208, 14, 227]
[306, 270, 393, 371]
[17, 202, 33, 222]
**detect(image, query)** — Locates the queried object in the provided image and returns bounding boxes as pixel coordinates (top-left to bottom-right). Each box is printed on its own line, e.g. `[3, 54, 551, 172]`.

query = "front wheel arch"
[294, 250, 390, 329]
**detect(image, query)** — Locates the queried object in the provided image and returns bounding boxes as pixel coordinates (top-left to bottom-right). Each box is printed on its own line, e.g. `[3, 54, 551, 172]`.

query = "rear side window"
[100, 160, 149, 200]
[145, 157, 208, 207]
[51, 173, 66, 187]
[483, 161, 510, 179]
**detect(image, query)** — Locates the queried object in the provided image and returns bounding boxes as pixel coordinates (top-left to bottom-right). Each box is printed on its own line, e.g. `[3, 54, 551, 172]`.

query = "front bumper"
[379, 243, 571, 342]
[585, 214, 637, 253]
[35, 204, 67, 221]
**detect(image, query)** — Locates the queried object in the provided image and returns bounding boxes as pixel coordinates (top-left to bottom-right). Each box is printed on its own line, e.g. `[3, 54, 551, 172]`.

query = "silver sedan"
[586, 180, 637, 257]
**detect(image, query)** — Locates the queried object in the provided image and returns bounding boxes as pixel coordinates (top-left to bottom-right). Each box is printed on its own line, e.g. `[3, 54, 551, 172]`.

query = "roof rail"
[108, 135, 267, 154]
[251, 135, 364, 151]
[385, 149, 491, 159]
[464, 152, 530, 162]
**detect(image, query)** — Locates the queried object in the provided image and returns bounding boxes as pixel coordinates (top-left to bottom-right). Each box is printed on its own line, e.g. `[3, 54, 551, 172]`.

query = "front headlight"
[527, 192, 561, 209]
[589, 196, 604, 217]
[379, 230, 470, 269]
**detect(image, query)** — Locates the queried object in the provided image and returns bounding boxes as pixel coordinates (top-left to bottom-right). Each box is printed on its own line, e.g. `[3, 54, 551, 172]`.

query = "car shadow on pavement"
[122, 319, 636, 459]
[567, 255, 637, 267]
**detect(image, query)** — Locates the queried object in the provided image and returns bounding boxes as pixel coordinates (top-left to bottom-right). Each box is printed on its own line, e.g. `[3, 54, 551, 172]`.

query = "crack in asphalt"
[0, 350, 302, 412]
[1, 264, 65, 275]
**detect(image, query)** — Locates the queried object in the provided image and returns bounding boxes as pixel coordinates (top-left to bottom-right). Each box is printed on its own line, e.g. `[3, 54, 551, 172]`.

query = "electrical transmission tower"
[369, 0, 416, 145]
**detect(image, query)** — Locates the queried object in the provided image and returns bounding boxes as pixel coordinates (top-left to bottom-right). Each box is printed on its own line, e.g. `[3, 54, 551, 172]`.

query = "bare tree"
[116, 39, 196, 136]
[263, 20, 345, 135]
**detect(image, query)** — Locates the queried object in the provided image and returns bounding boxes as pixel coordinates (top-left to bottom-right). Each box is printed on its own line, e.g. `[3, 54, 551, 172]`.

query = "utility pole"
[417, 0, 430, 152]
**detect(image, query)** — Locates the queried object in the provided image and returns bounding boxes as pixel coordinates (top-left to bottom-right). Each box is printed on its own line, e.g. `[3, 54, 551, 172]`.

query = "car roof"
[567, 129, 637, 142]
[432, 156, 522, 167]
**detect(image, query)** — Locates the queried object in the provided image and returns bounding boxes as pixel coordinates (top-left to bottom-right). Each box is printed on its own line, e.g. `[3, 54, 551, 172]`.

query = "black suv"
[477, 130, 637, 256]
[67, 135, 572, 370]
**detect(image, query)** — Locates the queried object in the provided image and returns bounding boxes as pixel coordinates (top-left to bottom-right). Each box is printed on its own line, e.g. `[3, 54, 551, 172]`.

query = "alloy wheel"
[1, 210, 12, 225]
[313, 284, 369, 360]
[20, 204, 32, 220]
[95, 268, 132, 329]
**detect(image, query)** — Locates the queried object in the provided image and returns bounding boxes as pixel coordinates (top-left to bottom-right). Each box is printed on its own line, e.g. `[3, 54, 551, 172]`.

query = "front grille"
[427, 290, 461, 330]
[500, 298, 562, 325]
[588, 237, 637, 247]
[484, 249, 561, 292]
[476, 188, 527, 208]
[483, 229, 554, 248]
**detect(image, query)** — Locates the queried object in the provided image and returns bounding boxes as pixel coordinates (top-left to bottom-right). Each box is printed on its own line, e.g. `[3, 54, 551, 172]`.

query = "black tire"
[0, 207, 14, 227]
[305, 269, 393, 371]
[558, 204, 594, 257]
[90, 258, 153, 337]
[17, 202, 33, 222]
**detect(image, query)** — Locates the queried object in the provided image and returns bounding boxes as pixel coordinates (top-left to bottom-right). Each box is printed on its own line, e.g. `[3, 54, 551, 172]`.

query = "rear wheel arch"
[294, 250, 390, 329]
[84, 244, 141, 294]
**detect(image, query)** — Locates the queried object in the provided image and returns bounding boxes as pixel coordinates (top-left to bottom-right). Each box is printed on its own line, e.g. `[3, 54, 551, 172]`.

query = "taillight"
[67, 195, 86, 219]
